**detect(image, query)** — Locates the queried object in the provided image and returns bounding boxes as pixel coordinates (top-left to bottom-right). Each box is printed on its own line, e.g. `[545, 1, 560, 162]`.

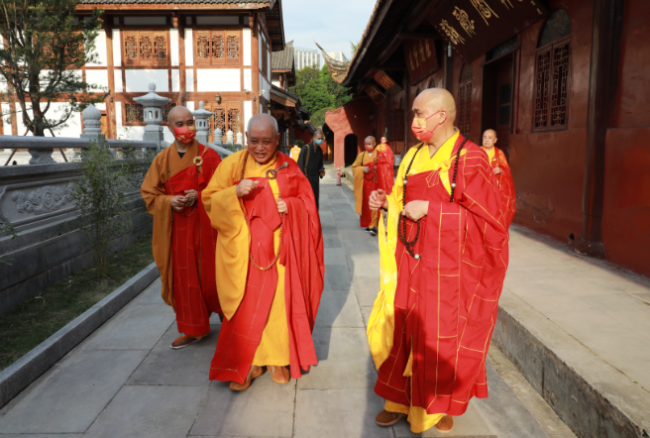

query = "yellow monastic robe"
[486, 146, 495, 161]
[290, 146, 301, 162]
[369, 131, 460, 433]
[202, 151, 289, 367]
[352, 150, 379, 228]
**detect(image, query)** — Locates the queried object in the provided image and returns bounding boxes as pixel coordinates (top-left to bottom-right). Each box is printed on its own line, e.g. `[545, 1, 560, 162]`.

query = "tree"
[350, 41, 359, 58]
[0, 0, 105, 136]
[291, 65, 352, 127]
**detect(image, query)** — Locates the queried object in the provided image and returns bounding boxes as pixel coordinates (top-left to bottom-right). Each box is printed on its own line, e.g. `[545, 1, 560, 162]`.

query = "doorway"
[344, 134, 358, 167]
[482, 56, 514, 158]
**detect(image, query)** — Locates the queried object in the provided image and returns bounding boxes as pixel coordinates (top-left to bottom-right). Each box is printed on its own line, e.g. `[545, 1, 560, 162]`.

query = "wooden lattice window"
[195, 30, 240, 66]
[458, 64, 473, 136]
[123, 31, 169, 67]
[208, 102, 242, 143]
[533, 9, 571, 131]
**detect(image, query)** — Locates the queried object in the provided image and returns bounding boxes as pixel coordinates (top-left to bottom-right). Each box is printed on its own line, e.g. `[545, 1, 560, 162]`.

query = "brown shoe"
[268, 366, 290, 384]
[229, 366, 264, 391]
[434, 415, 453, 433]
[375, 409, 406, 427]
[170, 335, 204, 350]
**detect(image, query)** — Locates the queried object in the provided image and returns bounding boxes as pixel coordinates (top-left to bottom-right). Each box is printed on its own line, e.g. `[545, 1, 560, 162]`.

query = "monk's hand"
[184, 189, 198, 207]
[171, 195, 188, 212]
[493, 166, 502, 175]
[369, 189, 387, 211]
[362, 166, 370, 174]
[236, 179, 259, 198]
[277, 198, 288, 214]
[402, 201, 429, 221]
[319, 169, 326, 177]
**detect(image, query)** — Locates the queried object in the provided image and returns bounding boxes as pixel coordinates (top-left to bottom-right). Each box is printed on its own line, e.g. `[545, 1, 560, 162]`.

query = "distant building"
[327, 51, 348, 63]
[294, 47, 320, 71]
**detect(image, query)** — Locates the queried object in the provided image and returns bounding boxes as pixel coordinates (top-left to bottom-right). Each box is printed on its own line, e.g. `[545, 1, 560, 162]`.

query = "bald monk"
[352, 136, 381, 235]
[482, 129, 516, 227]
[202, 114, 325, 391]
[141, 106, 222, 349]
[367, 89, 509, 433]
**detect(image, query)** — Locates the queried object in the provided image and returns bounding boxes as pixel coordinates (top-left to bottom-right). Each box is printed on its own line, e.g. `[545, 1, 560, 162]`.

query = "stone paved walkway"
[0, 172, 571, 437]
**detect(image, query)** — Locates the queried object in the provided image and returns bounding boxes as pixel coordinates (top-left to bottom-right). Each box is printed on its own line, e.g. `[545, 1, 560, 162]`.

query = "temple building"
[0, 0, 304, 148]
[319, 0, 650, 278]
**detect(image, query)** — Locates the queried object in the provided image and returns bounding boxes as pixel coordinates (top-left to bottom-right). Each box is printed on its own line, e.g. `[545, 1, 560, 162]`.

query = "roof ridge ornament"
[315, 42, 351, 85]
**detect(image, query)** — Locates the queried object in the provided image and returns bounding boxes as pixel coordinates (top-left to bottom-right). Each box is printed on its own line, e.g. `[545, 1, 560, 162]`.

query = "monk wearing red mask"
[141, 105, 223, 349]
[482, 129, 516, 227]
[367, 89, 509, 434]
[202, 113, 324, 391]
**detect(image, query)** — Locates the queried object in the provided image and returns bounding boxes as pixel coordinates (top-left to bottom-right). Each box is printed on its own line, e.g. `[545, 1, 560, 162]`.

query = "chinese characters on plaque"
[403, 39, 439, 84]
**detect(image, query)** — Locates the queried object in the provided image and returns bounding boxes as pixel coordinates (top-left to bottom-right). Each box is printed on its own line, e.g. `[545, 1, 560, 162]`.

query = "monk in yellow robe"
[290, 143, 302, 161]
[202, 114, 325, 391]
[141, 106, 222, 349]
[368, 89, 509, 434]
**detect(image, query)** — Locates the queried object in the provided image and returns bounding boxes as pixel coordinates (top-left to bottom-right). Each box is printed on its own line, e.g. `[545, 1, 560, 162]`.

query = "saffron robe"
[202, 150, 325, 383]
[141, 141, 222, 336]
[290, 146, 301, 162]
[484, 146, 516, 227]
[368, 132, 509, 432]
[352, 150, 380, 228]
[376, 143, 395, 194]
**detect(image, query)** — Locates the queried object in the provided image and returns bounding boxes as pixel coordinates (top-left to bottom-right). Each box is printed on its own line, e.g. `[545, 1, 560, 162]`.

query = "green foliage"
[295, 139, 304, 147]
[291, 65, 352, 127]
[73, 140, 133, 280]
[350, 41, 359, 58]
[0, 0, 106, 136]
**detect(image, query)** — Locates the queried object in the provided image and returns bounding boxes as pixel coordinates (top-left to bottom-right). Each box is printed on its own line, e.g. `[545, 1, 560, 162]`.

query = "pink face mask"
[364, 144, 374, 152]
[411, 109, 443, 143]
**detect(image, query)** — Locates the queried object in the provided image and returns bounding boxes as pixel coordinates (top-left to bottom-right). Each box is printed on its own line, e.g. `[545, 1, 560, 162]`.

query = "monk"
[202, 113, 325, 391]
[141, 106, 222, 349]
[297, 129, 326, 209]
[482, 129, 516, 227]
[352, 136, 381, 235]
[367, 89, 509, 433]
[376, 136, 395, 194]
[290, 142, 302, 161]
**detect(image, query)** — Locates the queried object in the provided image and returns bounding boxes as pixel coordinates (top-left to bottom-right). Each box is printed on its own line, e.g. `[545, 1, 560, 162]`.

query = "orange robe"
[484, 147, 516, 226]
[371, 133, 509, 431]
[141, 141, 222, 336]
[202, 150, 325, 383]
[352, 150, 380, 228]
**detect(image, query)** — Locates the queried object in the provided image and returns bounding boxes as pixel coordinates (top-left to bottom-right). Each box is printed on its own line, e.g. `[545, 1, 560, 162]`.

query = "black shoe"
[364, 228, 372, 233]
[369, 227, 378, 236]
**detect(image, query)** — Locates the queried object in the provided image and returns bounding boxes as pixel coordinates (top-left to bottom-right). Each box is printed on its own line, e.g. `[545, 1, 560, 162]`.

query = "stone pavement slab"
[0, 171, 571, 437]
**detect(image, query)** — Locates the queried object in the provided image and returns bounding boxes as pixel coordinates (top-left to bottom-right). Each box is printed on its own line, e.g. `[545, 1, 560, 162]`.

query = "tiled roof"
[272, 40, 294, 71]
[80, 0, 268, 4]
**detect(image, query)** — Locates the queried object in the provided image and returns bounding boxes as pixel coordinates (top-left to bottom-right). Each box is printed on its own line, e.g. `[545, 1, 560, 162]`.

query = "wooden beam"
[76, 3, 270, 11]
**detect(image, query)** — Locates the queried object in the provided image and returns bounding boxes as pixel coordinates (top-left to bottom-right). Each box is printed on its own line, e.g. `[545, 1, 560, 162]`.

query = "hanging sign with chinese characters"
[403, 38, 439, 85]
[373, 70, 402, 94]
[430, 0, 549, 62]
[364, 85, 385, 105]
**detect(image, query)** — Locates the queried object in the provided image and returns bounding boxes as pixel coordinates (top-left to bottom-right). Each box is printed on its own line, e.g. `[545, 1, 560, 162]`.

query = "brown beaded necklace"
[362, 150, 379, 183]
[397, 136, 468, 260]
[239, 151, 289, 271]
[167, 145, 208, 218]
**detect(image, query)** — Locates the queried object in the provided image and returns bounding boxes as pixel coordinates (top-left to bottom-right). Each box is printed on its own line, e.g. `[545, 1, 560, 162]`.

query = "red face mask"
[411, 109, 443, 143]
[173, 126, 196, 145]
[364, 144, 374, 152]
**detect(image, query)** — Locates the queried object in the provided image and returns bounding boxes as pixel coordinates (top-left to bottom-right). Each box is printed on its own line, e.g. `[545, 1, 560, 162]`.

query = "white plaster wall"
[114, 70, 123, 93]
[2, 103, 12, 135]
[86, 70, 109, 91]
[244, 100, 252, 143]
[185, 29, 194, 66]
[186, 101, 195, 111]
[243, 28, 252, 67]
[197, 69, 240, 92]
[186, 69, 194, 92]
[17, 103, 32, 136]
[259, 74, 271, 102]
[115, 102, 145, 140]
[113, 29, 122, 67]
[40, 70, 82, 88]
[162, 124, 174, 145]
[171, 70, 180, 92]
[124, 17, 166, 26]
[170, 28, 179, 67]
[45, 102, 81, 138]
[196, 16, 238, 25]
[125, 70, 169, 92]
[0, 76, 7, 93]
[244, 69, 252, 92]
[86, 29, 108, 67]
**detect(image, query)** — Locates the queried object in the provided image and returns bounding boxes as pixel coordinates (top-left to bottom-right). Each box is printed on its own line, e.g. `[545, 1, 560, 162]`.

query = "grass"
[0, 233, 154, 371]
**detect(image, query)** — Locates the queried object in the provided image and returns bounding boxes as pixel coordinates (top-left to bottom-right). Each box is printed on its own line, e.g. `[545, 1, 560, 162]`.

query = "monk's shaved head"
[483, 129, 497, 137]
[365, 136, 376, 144]
[247, 113, 279, 136]
[413, 88, 457, 125]
[167, 105, 193, 125]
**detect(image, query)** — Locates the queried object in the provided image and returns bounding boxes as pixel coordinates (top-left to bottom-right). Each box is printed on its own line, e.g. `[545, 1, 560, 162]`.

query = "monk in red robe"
[202, 113, 324, 391]
[377, 136, 395, 195]
[482, 129, 516, 226]
[368, 89, 509, 433]
[141, 106, 222, 349]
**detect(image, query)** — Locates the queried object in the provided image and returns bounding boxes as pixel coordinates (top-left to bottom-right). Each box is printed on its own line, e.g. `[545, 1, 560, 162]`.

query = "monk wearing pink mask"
[368, 89, 509, 434]
[141, 105, 223, 350]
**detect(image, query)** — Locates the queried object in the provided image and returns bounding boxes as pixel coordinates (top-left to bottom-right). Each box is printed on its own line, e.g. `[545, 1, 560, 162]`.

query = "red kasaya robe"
[352, 151, 380, 229]
[206, 151, 325, 383]
[375, 137, 509, 416]
[486, 147, 516, 227]
[141, 142, 222, 336]
[376, 143, 395, 194]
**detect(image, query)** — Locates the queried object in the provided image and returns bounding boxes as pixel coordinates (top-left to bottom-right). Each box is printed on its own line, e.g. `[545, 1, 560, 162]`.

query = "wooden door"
[495, 61, 513, 158]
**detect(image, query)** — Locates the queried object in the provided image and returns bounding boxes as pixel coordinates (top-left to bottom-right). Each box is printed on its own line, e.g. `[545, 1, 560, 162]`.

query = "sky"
[282, 0, 377, 65]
